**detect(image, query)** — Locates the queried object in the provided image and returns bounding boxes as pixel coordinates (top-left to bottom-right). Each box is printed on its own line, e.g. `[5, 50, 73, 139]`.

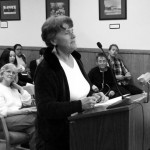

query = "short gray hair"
[41, 15, 73, 47]
[0, 63, 18, 83]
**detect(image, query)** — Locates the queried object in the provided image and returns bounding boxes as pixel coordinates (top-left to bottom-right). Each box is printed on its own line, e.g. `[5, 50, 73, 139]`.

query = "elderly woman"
[0, 63, 36, 150]
[34, 15, 108, 150]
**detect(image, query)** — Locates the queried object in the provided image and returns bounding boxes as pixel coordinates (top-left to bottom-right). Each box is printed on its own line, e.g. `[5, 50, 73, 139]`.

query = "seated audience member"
[0, 63, 36, 150]
[88, 53, 129, 98]
[29, 47, 46, 80]
[108, 44, 143, 95]
[0, 48, 33, 86]
[14, 44, 27, 68]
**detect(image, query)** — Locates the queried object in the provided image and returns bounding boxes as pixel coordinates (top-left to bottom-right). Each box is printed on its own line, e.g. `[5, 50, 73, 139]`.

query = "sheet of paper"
[94, 93, 147, 109]
[94, 96, 122, 108]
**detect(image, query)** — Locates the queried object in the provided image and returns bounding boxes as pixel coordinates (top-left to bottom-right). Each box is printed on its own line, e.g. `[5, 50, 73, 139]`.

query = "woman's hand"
[116, 75, 124, 81]
[93, 92, 109, 103]
[81, 96, 97, 110]
[11, 82, 24, 94]
[17, 65, 25, 73]
[7, 107, 37, 116]
[20, 107, 37, 114]
[17, 68, 24, 73]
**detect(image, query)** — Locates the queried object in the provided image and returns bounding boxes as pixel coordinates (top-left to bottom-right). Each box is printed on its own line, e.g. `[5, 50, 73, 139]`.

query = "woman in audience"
[14, 44, 27, 68]
[34, 15, 108, 150]
[0, 48, 33, 86]
[29, 47, 46, 80]
[0, 48, 17, 68]
[0, 63, 36, 150]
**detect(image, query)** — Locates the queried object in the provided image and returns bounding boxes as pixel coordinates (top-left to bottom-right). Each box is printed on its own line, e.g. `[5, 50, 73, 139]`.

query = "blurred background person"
[29, 47, 46, 80]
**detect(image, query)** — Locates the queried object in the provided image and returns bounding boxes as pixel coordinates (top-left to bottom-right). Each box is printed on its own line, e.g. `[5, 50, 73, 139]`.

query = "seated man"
[88, 53, 129, 98]
[29, 47, 46, 80]
[108, 44, 143, 95]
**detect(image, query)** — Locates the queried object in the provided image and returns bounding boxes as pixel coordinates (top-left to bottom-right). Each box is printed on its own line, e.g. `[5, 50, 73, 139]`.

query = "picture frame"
[0, 0, 20, 21]
[99, 0, 127, 20]
[46, 0, 69, 19]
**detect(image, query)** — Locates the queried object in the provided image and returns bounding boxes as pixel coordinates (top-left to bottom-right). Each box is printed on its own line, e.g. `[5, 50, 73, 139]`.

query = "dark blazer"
[29, 59, 37, 80]
[34, 47, 93, 150]
[88, 67, 115, 93]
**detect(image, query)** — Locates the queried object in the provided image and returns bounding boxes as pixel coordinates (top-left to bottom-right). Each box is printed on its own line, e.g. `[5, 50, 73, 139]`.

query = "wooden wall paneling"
[80, 51, 97, 74]
[22, 48, 39, 67]
[143, 54, 150, 72]
[0, 46, 150, 92]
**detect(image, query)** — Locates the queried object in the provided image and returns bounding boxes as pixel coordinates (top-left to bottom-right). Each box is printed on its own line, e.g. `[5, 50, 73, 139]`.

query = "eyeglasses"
[5, 70, 17, 76]
[59, 28, 74, 36]
[65, 28, 73, 34]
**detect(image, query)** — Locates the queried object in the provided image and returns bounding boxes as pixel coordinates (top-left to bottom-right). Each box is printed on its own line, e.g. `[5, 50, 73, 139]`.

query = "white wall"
[0, 0, 150, 50]
[71, 0, 150, 50]
[0, 0, 45, 47]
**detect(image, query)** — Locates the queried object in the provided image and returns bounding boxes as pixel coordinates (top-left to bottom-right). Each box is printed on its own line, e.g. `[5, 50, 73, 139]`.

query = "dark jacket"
[34, 47, 92, 149]
[88, 67, 115, 93]
[88, 66, 130, 98]
[29, 59, 37, 80]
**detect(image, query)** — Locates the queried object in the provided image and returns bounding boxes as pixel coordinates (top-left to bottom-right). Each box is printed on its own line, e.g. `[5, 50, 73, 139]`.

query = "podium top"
[69, 93, 147, 121]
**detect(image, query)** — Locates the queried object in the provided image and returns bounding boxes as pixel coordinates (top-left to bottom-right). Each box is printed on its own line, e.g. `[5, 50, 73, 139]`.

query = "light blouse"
[59, 55, 90, 101]
[0, 83, 31, 117]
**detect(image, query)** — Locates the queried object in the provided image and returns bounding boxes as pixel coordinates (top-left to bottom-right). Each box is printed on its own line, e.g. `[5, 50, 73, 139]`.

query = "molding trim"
[77, 48, 150, 54]
[0, 45, 150, 54]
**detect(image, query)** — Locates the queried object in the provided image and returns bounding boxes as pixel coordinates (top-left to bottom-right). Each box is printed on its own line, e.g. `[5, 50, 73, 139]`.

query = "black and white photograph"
[0, 1, 150, 150]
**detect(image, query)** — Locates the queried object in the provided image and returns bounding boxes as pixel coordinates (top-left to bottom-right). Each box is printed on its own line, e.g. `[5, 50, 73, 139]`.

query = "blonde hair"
[0, 63, 18, 83]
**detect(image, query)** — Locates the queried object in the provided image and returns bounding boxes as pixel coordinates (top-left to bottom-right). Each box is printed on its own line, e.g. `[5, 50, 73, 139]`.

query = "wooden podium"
[69, 94, 150, 150]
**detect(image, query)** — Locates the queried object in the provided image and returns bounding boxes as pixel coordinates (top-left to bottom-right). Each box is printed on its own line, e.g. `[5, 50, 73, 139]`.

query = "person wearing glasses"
[88, 53, 129, 98]
[34, 15, 108, 150]
[0, 63, 36, 150]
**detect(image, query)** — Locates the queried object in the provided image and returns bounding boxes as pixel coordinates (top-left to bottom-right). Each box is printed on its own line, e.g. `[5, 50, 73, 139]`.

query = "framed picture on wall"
[0, 0, 20, 21]
[99, 0, 127, 20]
[46, 0, 69, 19]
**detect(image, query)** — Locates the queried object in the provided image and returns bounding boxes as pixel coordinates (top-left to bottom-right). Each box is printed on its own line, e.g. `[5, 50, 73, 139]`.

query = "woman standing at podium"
[34, 15, 108, 150]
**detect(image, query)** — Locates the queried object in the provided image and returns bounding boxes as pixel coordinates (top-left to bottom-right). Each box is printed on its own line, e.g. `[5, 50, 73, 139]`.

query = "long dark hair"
[0, 48, 17, 68]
